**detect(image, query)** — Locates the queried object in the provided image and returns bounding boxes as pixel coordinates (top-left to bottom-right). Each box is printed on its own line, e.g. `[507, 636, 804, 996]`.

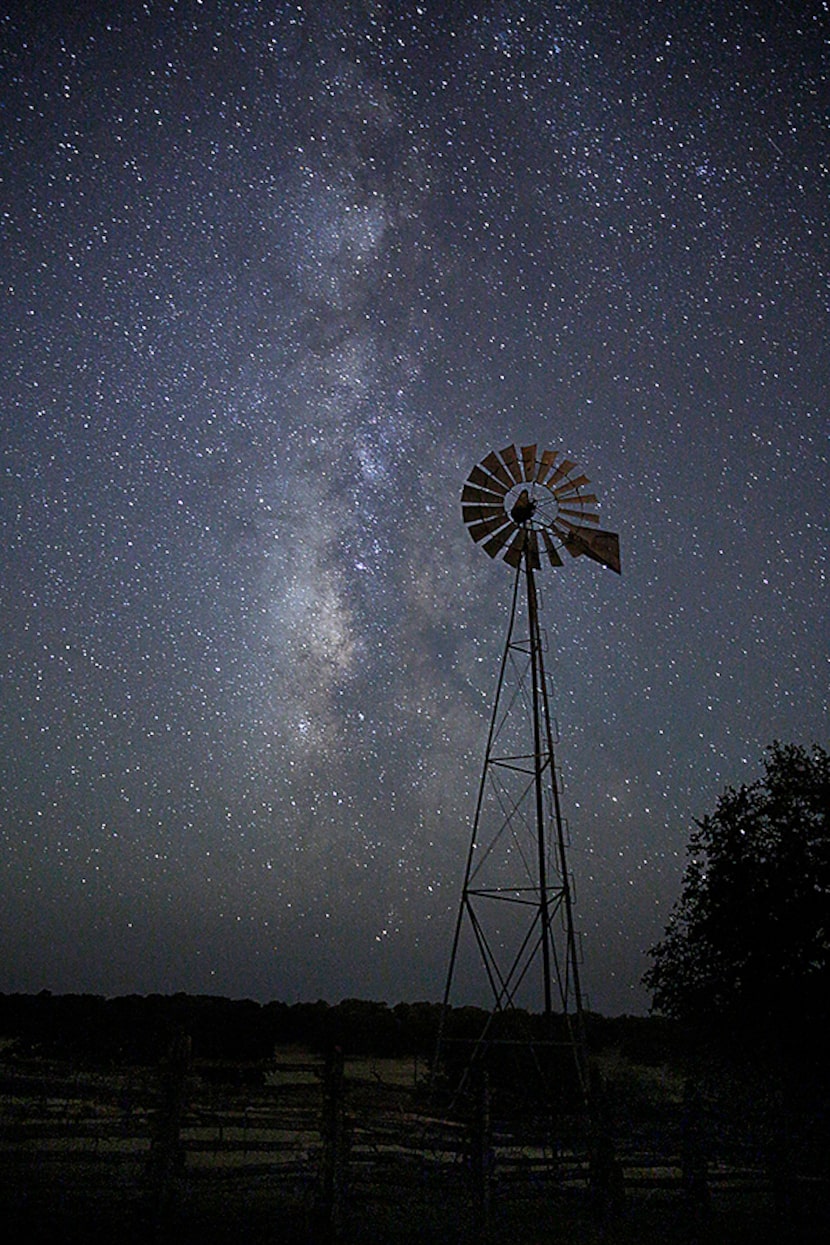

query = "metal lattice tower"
[435, 443, 620, 1109]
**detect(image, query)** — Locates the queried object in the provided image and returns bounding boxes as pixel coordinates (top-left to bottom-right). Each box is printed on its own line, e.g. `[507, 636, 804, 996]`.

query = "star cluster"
[1, 1, 827, 1013]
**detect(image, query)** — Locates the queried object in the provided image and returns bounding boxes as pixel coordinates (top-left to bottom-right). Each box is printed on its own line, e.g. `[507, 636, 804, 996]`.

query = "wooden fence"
[0, 1049, 824, 1241]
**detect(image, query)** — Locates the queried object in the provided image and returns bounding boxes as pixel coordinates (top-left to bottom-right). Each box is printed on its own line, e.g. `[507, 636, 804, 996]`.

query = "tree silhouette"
[644, 742, 829, 1064]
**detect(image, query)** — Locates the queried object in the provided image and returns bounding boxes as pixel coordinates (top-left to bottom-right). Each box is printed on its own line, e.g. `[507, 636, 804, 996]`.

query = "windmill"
[435, 442, 620, 1109]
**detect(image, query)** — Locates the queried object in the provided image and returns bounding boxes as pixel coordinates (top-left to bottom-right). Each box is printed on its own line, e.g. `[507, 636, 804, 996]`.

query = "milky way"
[1, 1, 827, 1013]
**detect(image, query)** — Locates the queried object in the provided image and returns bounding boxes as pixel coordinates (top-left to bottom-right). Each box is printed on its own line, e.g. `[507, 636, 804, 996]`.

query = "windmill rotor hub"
[509, 487, 537, 526]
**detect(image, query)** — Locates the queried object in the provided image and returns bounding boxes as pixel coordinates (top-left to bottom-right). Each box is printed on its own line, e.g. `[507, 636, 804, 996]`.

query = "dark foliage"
[0, 991, 447, 1065]
[644, 742, 830, 1066]
[0, 990, 676, 1073]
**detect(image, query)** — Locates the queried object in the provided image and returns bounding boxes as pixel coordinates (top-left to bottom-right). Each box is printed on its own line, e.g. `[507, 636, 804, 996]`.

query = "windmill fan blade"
[562, 524, 621, 573]
[462, 503, 507, 524]
[481, 451, 514, 490]
[468, 464, 508, 495]
[462, 483, 505, 506]
[560, 507, 599, 523]
[536, 449, 557, 482]
[499, 444, 523, 483]
[541, 528, 563, 567]
[503, 527, 527, 567]
[521, 444, 537, 480]
[482, 522, 518, 559]
[468, 514, 512, 543]
[526, 528, 541, 569]
[547, 459, 576, 487]
[554, 474, 590, 496]
[554, 492, 598, 507]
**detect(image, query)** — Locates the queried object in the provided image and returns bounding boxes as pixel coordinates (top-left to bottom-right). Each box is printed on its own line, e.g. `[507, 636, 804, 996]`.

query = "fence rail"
[1, 1052, 825, 1241]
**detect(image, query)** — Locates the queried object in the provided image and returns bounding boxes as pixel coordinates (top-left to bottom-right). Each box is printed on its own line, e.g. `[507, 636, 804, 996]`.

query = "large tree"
[644, 742, 830, 1058]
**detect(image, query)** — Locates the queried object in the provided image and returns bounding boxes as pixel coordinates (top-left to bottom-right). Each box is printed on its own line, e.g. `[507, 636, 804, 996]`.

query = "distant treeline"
[0, 992, 675, 1067]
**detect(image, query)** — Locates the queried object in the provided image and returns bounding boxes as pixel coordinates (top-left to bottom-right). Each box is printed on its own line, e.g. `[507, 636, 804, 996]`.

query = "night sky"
[2, 1, 827, 1016]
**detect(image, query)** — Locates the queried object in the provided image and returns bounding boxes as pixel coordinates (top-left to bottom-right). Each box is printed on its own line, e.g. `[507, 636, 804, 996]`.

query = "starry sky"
[1, 0, 827, 1016]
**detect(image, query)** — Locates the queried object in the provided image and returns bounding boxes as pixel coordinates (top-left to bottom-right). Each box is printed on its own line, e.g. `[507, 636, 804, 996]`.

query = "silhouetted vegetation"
[0, 989, 677, 1073]
[645, 742, 829, 1073]
[643, 742, 830, 1227]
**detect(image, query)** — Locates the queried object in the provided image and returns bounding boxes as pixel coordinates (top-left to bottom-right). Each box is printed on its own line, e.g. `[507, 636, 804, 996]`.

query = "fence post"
[146, 1028, 191, 1235]
[681, 1074, 710, 1212]
[768, 1104, 802, 1238]
[317, 1046, 349, 1240]
[589, 1127, 624, 1223]
[469, 1068, 493, 1232]
[588, 1073, 624, 1224]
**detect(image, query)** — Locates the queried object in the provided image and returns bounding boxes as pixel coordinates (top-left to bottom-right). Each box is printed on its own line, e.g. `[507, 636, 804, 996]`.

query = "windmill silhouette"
[435, 442, 620, 1109]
